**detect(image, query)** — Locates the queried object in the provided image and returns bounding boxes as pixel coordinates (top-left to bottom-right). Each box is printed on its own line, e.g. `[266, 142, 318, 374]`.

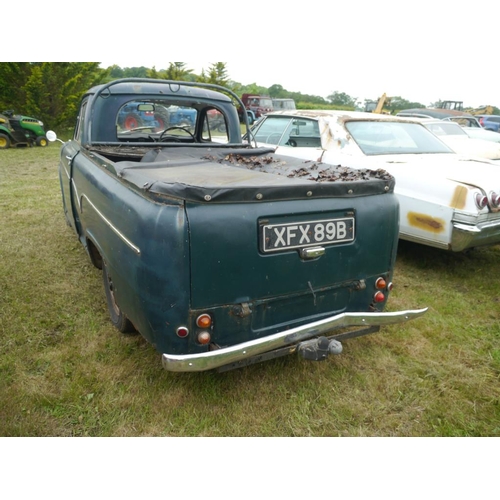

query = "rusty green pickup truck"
[48, 78, 426, 372]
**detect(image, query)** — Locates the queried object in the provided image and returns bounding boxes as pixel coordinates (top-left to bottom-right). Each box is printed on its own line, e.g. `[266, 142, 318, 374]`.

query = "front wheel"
[36, 136, 48, 147]
[102, 261, 135, 333]
[0, 133, 11, 149]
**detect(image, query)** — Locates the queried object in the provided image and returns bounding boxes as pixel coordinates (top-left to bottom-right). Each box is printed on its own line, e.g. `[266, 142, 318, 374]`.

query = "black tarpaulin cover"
[113, 146, 394, 203]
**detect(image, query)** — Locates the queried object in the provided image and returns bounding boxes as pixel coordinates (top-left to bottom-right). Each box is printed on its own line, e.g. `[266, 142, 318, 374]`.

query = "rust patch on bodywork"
[407, 212, 445, 233]
[450, 185, 467, 209]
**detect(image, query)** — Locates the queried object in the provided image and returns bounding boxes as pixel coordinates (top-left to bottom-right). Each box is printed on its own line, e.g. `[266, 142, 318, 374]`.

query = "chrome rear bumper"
[161, 308, 428, 372]
[451, 219, 500, 252]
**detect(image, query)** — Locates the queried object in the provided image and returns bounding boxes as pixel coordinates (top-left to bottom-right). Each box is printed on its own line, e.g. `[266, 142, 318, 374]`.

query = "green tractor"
[0, 110, 48, 149]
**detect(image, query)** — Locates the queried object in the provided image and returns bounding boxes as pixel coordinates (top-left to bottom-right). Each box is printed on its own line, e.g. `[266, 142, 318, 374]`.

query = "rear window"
[346, 121, 453, 155]
[113, 99, 230, 144]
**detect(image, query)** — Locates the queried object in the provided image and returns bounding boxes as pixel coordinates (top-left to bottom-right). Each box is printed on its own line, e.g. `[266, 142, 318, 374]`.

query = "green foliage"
[327, 91, 358, 108]
[0, 63, 32, 112]
[386, 96, 426, 111]
[0, 62, 108, 129]
[162, 62, 194, 81]
[197, 63, 230, 87]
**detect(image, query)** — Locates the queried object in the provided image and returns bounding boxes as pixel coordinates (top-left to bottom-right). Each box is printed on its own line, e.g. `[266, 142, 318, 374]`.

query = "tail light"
[197, 331, 211, 345]
[196, 313, 212, 329]
[475, 193, 488, 210]
[176, 326, 189, 338]
[489, 191, 500, 208]
[373, 275, 391, 304]
[196, 313, 213, 345]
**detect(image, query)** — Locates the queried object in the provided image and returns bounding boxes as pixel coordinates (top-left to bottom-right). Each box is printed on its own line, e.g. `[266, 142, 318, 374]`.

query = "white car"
[249, 110, 500, 252]
[417, 119, 500, 162]
[396, 111, 500, 143]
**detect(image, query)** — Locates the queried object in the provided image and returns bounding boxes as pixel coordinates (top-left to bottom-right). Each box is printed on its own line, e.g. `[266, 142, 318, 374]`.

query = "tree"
[147, 67, 161, 79]
[163, 62, 193, 81]
[197, 62, 230, 87]
[387, 96, 426, 111]
[21, 63, 107, 129]
[327, 91, 358, 108]
[0, 63, 33, 111]
[268, 84, 286, 98]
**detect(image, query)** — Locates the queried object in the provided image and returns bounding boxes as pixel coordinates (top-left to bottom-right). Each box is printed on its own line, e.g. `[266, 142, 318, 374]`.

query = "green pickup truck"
[49, 78, 426, 372]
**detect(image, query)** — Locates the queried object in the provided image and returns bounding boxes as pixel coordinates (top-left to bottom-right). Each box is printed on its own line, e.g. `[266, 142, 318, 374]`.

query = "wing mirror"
[46, 130, 65, 144]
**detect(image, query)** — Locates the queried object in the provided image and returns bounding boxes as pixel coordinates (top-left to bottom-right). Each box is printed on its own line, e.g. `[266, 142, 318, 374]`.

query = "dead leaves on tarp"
[203, 153, 393, 183]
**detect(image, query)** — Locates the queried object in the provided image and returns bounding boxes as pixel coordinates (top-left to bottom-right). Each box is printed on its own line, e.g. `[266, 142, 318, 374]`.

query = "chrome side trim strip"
[81, 194, 141, 255]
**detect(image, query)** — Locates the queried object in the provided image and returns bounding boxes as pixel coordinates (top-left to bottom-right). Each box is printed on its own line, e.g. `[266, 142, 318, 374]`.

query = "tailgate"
[187, 194, 398, 310]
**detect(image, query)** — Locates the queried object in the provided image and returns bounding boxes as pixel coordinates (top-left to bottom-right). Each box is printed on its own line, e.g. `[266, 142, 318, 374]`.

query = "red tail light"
[475, 193, 488, 209]
[176, 326, 189, 338]
[373, 291, 385, 303]
[489, 192, 500, 208]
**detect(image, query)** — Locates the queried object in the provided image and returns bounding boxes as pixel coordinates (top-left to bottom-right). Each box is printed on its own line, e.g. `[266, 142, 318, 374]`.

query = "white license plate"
[261, 217, 355, 253]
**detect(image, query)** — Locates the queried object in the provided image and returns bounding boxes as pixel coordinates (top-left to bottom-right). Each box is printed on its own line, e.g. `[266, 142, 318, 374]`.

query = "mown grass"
[1, 144, 499, 436]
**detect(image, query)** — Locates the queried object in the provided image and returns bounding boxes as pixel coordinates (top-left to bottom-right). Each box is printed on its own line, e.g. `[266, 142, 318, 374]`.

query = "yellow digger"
[364, 93, 391, 114]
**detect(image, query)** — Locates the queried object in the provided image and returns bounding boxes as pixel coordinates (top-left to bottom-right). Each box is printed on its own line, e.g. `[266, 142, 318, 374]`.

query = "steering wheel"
[159, 126, 195, 141]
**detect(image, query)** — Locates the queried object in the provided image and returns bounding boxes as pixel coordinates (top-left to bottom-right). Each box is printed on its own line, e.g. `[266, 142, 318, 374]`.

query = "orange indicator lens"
[196, 314, 212, 329]
[375, 277, 387, 289]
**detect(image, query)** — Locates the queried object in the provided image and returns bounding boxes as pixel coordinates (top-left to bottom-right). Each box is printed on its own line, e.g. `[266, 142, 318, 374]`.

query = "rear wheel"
[0, 133, 11, 149]
[154, 112, 169, 131]
[102, 261, 135, 333]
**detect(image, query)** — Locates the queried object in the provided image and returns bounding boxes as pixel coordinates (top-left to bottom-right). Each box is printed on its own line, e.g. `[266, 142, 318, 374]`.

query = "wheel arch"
[85, 236, 103, 270]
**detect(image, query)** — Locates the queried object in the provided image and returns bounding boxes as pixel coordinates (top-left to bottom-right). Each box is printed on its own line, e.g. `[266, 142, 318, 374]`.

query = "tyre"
[36, 136, 48, 147]
[123, 114, 141, 130]
[154, 112, 169, 130]
[0, 133, 11, 149]
[102, 261, 135, 334]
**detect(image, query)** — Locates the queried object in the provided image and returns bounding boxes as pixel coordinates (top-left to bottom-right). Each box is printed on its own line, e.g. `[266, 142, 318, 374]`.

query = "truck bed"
[91, 146, 395, 203]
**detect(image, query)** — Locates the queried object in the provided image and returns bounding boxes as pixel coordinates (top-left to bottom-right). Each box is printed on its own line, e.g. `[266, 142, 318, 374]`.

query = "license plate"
[260, 217, 355, 253]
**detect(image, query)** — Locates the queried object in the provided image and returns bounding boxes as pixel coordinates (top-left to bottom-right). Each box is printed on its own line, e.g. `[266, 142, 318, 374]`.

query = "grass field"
[1, 143, 499, 437]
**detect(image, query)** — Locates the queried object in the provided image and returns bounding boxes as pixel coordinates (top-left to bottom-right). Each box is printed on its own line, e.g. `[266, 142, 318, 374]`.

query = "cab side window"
[74, 100, 88, 142]
[202, 108, 229, 143]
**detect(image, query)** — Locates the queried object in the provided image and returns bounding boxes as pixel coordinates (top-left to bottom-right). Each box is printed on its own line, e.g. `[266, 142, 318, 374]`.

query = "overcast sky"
[9, 1, 498, 109]
[99, 58, 495, 109]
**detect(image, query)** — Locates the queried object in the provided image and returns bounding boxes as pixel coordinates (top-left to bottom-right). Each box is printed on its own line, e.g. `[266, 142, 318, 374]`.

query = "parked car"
[476, 115, 500, 132]
[46, 79, 426, 372]
[396, 109, 482, 128]
[396, 110, 500, 143]
[248, 110, 500, 252]
[417, 119, 500, 162]
[461, 125, 500, 143]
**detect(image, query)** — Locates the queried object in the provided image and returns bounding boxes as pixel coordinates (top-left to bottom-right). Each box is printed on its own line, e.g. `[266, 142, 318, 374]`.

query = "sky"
[6, 1, 499, 110]
[98, 58, 496, 109]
